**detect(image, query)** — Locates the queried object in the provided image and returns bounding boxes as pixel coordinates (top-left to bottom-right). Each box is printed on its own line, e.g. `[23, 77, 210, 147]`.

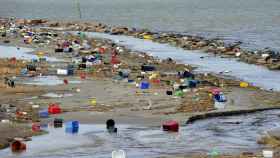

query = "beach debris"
[162, 120, 179, 132]
[66, 121, 79, 133]
[112, 150, 126, 158]
[106, 119, 117, 133]
[208, 149, 219, 158]
[263, 150, 273, 158]
[54, 118, 63, 128]
[31, 122, 40, 132]
[240, 81, 249, 88]
[48, 103, 62, 114]
[140, 81, 150, 89]
[39, 109, 49, 118]
[90, 97, 97, 106]
[10, 140, 26, 153]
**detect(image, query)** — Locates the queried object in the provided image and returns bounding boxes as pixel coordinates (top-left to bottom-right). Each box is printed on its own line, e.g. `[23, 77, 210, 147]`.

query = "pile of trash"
[33, 18, 280, 70]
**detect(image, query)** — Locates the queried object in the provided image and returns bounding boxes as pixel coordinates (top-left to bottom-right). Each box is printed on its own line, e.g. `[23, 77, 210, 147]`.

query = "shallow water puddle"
[1, 110, 280, 158]
[41, 93, 73, 98]
[84, 32, 280, 91]
[22, 76, 81, 86]
[0, 45, 60, 62]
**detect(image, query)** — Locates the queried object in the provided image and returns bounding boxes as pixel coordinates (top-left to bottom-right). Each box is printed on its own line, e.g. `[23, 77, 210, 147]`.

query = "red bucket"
[48, 103, 62, 114]
[32, 123, 40, 132]
[63, 79, 69, 85]
[11, 140, 26, 153]
[162, 120, 179, 132]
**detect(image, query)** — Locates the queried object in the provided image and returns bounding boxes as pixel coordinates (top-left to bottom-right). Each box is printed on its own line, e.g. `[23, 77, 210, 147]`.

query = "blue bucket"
[66, 121, 79, 129]
[214, 94, 227, 102]
[66, 121, 79, 133]
[140, 82, 150, 89]
[39, 110, 49, 118]
[66, 127, 79, 133]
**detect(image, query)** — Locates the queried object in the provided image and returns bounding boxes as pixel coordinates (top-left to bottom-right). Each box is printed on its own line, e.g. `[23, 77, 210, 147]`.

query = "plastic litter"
[11, 140, 26, 153]
[112, 150, 126, 158]
[263, 150, 273, 158]
[90, 98, 97, 106]
[141, 65, 155, 72]
[48, 103, 62, 114]
[162, 120, 179, 132]
[66, 121, 79, 133]
[166, 91, 173, 95]
[57, 69, 68, 75]
[140, 81, 150, 89]
[32, 123, 40, 132]
[106, 119, 117, 133]
[240, 82, 249, 88]
[54, 118, 63, 128]
[39, 109, 49, 118]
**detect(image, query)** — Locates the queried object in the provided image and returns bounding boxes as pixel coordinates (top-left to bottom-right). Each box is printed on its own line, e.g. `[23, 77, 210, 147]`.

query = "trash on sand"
[141, 65, 155, 72]
[11, 140, 26, 153]
[162, 120, 179, 132]
[63, 79, 68, 85]
[32, 122, 40, 132]
[48, 103, 62, 114]
[106, 119, 117, 133]
[54, 118, 63, 128]
[1, 119, 10, 123]
[210, 88, 221, 95]
[166, 91, 173, 95]
[263, 150, 273, 158]
[175, 90, 184, 97]
[57, 69, 68, 75]
[66, 121, 79, 133]
[240, 82, 249, 88]
[112, 150, 126, 158]
[208, 149, 219, 158]
[39, 109, 49, 118]
[214, 93, 227, 102]
[32, 105, 40, 109]
[90, 98, 97, 106]
[140, 81, 150, 89]
[214, 101, 226, 109]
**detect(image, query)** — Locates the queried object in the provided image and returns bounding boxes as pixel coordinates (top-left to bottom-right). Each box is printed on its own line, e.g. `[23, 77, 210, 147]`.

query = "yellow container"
[240, 82, 249, 88]
[90, 98, 97, 106]
[36, 51, 45, 58]
[143, 35, 153, 40]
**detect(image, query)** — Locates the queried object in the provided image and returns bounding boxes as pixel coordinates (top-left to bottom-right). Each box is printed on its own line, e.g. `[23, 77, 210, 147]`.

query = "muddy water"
[84, 32, 280, 91]
[1, 110, 280, 158]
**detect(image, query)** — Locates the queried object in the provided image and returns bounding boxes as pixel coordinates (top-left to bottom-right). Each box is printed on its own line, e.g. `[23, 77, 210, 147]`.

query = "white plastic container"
[57, 69, 68, 75]
[112, 150, 126, 158]
[263, 150, 273, 158]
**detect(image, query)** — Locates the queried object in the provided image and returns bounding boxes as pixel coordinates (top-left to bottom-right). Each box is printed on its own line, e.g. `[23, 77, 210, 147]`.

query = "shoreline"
[1, 17, 280, 157]
[21, 18, 280, 71]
